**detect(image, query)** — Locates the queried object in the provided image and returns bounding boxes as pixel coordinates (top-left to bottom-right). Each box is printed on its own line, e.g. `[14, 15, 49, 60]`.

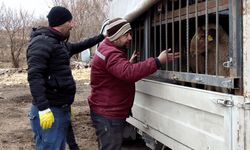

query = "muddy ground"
[0, 77, 150, 150]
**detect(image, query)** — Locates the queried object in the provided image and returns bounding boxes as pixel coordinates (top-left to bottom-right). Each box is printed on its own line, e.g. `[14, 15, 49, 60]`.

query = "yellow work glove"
[39, 108, 54, 129]
[71, 106, 74, 120]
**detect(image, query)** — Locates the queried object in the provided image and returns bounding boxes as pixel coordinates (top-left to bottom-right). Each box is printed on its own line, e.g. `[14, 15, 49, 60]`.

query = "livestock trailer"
[94, 0, 250, 149]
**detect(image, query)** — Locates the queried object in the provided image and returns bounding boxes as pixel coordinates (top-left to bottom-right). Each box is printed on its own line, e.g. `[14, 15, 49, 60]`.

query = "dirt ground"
[0, 69, 150, 150]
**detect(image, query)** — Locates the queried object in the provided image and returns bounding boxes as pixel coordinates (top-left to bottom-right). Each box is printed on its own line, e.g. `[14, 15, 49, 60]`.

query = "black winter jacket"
[26, 26, 104, 111]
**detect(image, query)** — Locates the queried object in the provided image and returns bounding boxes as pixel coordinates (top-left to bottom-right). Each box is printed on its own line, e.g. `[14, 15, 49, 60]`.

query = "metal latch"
[222, 80, 232, 88]
[173, 76, 179, 80]
[195, 78, 203, 83]
[244, 102, 250, 110]
[210, 97, 234, 107]
[223, 58, 232, 68]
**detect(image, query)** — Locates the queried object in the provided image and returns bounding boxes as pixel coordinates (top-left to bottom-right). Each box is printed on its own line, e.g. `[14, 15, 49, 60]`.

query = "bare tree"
[0, 0, 109, 67]
[0, 3, 35, 68]
[69, 0, 109, 40]
[49, 0, 109, 59]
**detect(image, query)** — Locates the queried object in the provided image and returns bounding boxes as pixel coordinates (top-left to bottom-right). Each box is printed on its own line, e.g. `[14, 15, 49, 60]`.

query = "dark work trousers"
[90, 109, 126, 150]
[66, 121, 80, 150]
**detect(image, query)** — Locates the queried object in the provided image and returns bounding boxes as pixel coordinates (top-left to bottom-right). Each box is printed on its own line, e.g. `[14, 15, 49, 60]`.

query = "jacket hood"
[29, 26, 69, 42]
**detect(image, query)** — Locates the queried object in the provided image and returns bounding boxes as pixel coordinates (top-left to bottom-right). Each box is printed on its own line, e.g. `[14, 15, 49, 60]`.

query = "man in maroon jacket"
[88, 18, 179, 150]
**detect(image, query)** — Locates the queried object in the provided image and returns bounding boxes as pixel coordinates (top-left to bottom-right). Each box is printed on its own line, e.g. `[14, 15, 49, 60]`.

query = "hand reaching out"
[167, 49, 180, 63]
[130, 50, 138, 64]
[158, 48, 180, 64]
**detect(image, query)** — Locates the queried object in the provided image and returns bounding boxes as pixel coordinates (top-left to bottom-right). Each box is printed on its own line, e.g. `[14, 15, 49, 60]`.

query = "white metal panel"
[123, 0, 159, 23]
[135, 79, 230, 116]
[231, 95, 245, 150]
[129, 79, 235, 150]
[109, 0, 143, 19]
[127, 117, 192, 150]
[243, 0, 250, 149]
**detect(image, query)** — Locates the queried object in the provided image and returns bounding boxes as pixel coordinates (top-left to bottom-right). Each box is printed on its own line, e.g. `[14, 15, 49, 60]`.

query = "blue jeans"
[66, 121, 79, 150]
[90, 109, 126, 150]
[28, 104, 71, 150]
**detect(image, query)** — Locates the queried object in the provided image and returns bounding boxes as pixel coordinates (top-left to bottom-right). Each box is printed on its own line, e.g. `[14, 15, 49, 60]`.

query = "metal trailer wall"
[109, 0, 247, 149]
[243, 0, 250, 149]
[125, 0, 243, 95]
[127, 79, 245, 149]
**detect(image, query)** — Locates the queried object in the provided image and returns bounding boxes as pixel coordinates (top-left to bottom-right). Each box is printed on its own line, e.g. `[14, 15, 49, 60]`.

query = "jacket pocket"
[55, 76, 75, 91]
[28, 112, 41, 140]
[45, 75, 59, 90]
[28, 112, 36, 120]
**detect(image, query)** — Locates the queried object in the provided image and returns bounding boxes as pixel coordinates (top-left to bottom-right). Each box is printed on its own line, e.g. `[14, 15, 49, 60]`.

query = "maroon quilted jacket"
[88, 38, 158, 119]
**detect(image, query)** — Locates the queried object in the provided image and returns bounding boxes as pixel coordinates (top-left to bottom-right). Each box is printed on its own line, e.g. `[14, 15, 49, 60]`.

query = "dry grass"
[72, 68, 91, 81]
[0, 73, 29, 86]
[0, 68, 91, 86]
[0, 59, 28, 68]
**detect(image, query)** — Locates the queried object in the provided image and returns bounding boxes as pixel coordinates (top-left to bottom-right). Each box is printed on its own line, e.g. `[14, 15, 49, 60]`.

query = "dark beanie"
[47, 6, 72, 27]
[106, 18, 131, 42]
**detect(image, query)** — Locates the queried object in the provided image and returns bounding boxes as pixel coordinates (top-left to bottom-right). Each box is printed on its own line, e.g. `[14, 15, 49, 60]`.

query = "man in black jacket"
[26, 6, 105, 150]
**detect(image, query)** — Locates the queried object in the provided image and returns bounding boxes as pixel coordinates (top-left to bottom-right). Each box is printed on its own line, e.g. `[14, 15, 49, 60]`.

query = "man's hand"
[39, 108, 54, 129]
[103, 33, 107, 38]
[71, 106, 74, 120]
[158, 48, 180, 64]
[129, 50, 138, 64]
[167, 49, 180, 63]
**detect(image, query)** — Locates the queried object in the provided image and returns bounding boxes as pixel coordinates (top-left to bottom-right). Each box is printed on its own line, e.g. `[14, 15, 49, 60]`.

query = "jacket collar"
[104, 38, 126, 52]
[47, 26, 68, 41]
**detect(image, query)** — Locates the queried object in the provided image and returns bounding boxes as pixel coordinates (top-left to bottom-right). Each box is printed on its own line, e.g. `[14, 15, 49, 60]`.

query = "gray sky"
[0, 0, 51, 18]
